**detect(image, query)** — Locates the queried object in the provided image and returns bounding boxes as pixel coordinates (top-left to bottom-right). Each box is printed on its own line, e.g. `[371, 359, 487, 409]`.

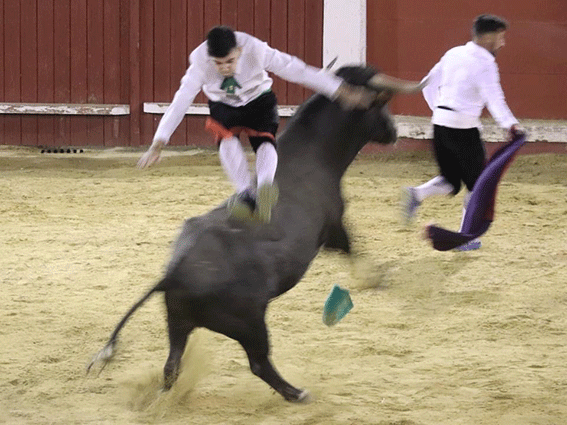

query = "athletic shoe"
[256, 182, 279, 224]
[401, 187, 421, 224]
[454, 240, 482, 251]
[228, 190, 256, 221]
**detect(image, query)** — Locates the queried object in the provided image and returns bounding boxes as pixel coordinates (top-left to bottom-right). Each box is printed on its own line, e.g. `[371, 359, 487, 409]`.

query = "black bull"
[88, 66, 398, 402]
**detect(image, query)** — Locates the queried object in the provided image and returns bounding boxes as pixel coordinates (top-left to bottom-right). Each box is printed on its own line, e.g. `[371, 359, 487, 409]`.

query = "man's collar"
[234, 46, 243, 76]
[467, 41, 495, 62]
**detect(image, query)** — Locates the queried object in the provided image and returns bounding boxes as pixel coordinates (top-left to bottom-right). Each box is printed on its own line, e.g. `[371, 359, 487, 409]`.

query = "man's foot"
[228, 190, 257, 221]
[454, 240, 482, 251]
[401, 187, 421, 224]
[256, 183, 279, 224]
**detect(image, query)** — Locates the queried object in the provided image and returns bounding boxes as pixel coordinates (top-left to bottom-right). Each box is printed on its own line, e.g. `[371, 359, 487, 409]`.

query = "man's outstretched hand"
[137, 140, 166, 169]
[509, 124, 526, 141]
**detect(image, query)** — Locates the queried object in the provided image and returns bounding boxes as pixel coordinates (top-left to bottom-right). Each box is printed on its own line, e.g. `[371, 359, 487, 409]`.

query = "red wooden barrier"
[1, 0, 563, 148]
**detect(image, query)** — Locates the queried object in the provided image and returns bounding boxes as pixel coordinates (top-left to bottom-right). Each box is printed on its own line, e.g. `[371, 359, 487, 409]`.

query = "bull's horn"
[325, 56, 338, 70]
[368, 74, 428, 94]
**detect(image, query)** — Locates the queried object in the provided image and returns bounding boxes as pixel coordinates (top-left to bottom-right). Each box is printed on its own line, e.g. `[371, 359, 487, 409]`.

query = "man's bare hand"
[508, 124, 526, 141]
[137, 140, 166, 169]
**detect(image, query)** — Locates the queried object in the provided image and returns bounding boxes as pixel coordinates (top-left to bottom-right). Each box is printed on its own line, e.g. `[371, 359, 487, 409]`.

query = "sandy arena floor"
[1, 145, 566, 425]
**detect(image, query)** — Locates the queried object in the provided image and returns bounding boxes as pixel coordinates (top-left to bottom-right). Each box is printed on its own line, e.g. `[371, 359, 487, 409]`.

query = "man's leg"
[218, 136, 253, 194]
[255, 142, 279, 223]
[453, 191, 482, 251]
[402, 176, 455, 224]
[206, 100, 259, 220]
[244, 91, 280, 223]
[402, 125, 459, 224]
[218, 136, 260, 220]
[453, 128, 485, 251]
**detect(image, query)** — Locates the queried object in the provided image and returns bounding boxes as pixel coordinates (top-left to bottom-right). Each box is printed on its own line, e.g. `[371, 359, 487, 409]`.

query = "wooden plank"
[54, 0, 71, 145]
[37, 0, 55, 147]
[3, 1, 20, 93]
[253, 0, 270, 42]
[87, 0, 105, 146]
[270, 0, 287, 104]
[144, 102, 297, 117]
[70, 0, 88, 146]
[304, 0, 323, 67]
[153, 0, 171, 102]
[0, 0, 4, 143]
[0, 103, 130, 115]
[151, 0, 172, 146]
[187, 0, 205, 50]
[103, 0, 122, 146]
[204, 0, 221, 33]
[237, 0, 254, 34]
[169, 0, 187, 146]
[221, 0, 238, 28]
[203, 0, 221, 142]
[186, 0, 206, 142]
[129, 0, 141, 146]
[4, 0, 22, 145]
[118, 0, 130, 145]
[20, 0, 38, 146]
[304, 0, 323, 99]
[53, 3, 71, 99]
[287, 0, 305, 104]
[139, 0, 155, 146]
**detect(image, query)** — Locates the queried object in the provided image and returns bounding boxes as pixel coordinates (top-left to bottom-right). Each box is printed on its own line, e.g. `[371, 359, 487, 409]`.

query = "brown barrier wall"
[0, 0, 322, 147]
[367, 0, 567, 120]
[1, 1, 565, 147]
[0, 0, 131, 147]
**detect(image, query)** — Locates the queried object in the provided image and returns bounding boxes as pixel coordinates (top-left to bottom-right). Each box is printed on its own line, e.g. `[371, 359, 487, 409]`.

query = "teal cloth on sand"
[322, 284, 353, 326]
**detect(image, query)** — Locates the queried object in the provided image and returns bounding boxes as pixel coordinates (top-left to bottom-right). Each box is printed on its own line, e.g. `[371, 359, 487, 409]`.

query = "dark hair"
[473, 14, 508, 36]
[335, 65, 379, 87]
[206, 26, 237, 58]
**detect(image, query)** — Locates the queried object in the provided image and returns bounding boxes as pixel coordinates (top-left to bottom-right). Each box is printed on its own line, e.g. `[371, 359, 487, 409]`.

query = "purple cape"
[426, 134, 527, 251]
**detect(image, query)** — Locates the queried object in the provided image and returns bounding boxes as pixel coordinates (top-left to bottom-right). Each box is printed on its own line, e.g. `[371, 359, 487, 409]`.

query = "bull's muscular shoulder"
[322, 222, 351, 254]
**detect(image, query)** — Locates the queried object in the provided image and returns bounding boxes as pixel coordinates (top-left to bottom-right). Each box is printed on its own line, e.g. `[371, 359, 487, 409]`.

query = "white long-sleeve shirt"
[422, 41, 518, 130]
[154, 31, 344, 143]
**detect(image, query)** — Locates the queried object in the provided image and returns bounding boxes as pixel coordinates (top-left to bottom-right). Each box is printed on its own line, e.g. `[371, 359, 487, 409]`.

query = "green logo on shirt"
[221, 76, 241, 94]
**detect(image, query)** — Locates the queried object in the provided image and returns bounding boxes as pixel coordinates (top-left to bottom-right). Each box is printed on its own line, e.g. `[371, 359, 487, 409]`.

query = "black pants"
[208, 91, 279, 152]
[433, 124, 486, 194]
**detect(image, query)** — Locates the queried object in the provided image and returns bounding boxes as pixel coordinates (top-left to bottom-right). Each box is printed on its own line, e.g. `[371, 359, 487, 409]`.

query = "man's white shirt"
[422, 41, 518, 130]
[154, 31, 343, 144]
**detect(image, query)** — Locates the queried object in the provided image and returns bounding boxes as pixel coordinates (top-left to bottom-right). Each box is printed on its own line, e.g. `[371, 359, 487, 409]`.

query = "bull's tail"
[86, 278, 167, 374]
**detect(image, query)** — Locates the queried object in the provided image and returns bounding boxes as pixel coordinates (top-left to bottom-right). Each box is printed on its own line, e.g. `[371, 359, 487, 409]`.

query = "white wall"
[323, 0, 366, 69]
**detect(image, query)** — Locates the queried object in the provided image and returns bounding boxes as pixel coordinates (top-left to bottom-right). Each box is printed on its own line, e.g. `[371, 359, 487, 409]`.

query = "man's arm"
[138, 59, 204, 169]
[259, 41, 375, 109]
[152, 63, 204, 144]
[479, 63, 518, 130]
[421, 60, 442, 111]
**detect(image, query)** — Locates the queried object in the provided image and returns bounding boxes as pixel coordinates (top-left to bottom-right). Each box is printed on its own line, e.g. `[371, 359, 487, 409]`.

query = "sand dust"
[1, 146, 566, 425]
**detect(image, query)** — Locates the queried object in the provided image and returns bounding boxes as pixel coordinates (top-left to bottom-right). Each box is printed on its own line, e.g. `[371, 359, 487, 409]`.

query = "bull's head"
[334, 66, 426, 145]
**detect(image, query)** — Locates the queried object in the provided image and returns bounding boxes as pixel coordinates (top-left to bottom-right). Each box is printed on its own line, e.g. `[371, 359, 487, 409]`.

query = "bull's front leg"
[323, 222, 351, 254]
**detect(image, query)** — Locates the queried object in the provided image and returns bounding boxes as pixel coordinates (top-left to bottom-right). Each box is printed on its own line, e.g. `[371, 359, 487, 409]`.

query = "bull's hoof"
[287, 389, 311, 403]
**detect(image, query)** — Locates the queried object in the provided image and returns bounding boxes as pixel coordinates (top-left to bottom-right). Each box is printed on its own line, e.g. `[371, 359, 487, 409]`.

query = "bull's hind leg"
[163, 296, 196, 391]
[238, 320, 308, 402]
